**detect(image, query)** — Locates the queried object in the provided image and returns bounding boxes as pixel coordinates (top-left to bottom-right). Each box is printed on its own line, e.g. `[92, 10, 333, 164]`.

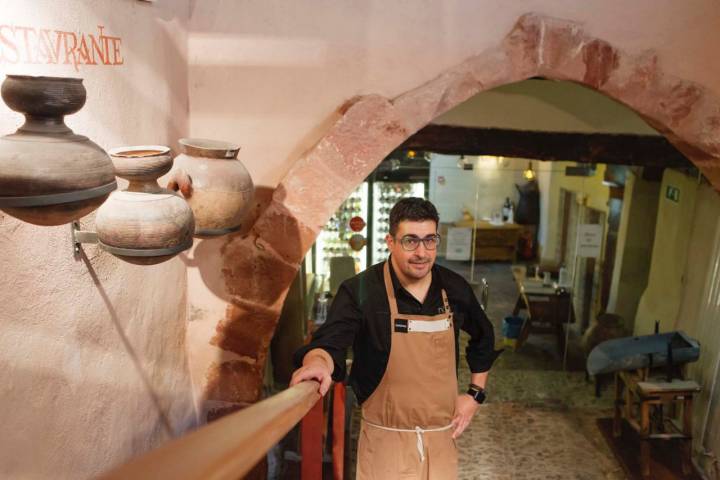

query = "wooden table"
[614, 369, 700, 478]
[454, 220, 522, 262]
[511, 273, 575, 352]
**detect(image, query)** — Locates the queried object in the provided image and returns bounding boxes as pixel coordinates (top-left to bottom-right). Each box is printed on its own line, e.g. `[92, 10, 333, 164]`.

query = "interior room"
[267, 78, 711, 479]
[2, 2, 720, 480]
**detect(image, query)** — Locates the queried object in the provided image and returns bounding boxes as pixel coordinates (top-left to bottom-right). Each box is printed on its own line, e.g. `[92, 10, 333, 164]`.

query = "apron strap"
[441, 289, 451, 316]
[383, 261, 400, 318]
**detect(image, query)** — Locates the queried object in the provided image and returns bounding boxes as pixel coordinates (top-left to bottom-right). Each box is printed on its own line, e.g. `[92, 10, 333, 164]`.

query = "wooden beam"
[98, 382, 321, 480]
[399, 125, 691, 168]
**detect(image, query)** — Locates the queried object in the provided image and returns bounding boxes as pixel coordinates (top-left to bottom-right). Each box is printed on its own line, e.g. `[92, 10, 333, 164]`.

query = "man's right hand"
[290, 349, 334, 396]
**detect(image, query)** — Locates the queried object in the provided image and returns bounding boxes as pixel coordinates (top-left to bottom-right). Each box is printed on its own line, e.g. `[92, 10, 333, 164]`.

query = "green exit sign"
[666, 185, 680, 203]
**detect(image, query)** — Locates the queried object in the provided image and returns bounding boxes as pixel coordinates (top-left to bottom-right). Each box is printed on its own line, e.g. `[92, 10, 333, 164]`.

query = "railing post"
[301, 394, 324, 480]
[332, 382, 346, 480]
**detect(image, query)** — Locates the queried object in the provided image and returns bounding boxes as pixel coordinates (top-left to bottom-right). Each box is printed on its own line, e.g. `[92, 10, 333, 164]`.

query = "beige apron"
[357, 261, 458, 479]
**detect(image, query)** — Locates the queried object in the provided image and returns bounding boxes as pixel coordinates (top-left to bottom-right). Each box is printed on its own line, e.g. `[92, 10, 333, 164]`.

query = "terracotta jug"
[0, 75, 116, 226]
[167, 138, 254, 237]
[95, 146, 194, 265]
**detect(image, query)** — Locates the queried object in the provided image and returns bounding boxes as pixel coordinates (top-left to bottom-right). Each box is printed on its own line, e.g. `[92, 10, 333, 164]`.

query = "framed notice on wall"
[576, 224, 603, 258]
[446, 227, 473, 261]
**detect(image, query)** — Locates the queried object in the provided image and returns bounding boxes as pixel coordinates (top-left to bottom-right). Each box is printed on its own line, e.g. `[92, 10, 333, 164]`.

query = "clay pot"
[167, 138, 254, 237]
[0, 75, 116, 226]
[95, 146, 195, 265]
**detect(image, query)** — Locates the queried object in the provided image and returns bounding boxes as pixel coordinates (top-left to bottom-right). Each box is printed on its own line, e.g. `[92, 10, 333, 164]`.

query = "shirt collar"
[387, 256, 441, 303]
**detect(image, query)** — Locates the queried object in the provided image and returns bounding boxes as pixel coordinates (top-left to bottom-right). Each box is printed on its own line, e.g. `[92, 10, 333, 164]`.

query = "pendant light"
[523, 161, 536, 180]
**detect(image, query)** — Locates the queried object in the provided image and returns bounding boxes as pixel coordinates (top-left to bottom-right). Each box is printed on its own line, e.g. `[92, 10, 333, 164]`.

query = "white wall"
[429, 154, 527, 223]
[0, 1, 195, 479]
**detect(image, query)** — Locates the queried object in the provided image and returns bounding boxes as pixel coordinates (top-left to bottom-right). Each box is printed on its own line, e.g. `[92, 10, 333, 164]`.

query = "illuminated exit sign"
[666, 185, 680, 203]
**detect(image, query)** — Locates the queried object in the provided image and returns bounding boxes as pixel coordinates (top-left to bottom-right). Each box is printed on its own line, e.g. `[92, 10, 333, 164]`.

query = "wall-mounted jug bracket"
[71, 221, 193, 261]
[72, 221, 97, 258]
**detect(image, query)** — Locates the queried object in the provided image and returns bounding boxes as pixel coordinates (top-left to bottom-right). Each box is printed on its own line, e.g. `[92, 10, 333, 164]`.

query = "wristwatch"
[466, 383, 487, 404]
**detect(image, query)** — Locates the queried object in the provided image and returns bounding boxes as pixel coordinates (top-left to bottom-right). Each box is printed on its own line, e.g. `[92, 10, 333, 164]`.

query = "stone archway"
[203, 13, 720, 417]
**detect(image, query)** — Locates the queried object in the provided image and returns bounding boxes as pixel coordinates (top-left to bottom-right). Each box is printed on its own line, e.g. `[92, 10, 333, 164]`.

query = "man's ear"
[385, 234, 393, 248]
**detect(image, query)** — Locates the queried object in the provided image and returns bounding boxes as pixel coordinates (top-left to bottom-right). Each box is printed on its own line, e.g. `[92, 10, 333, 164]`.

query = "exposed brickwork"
[221, 233, 299, 310]
[582, 40, 620, 88]
[205, 360, 263, 404]
[252, 198, 318, 265]
[211, 300, 281, 361]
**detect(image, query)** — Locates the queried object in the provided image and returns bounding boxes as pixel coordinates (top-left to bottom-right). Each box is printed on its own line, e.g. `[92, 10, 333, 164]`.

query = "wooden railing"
[98, 381, 327, 480]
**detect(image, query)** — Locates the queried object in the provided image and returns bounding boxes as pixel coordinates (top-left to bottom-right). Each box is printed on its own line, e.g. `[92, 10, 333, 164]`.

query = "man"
[291, 198, 499, 479]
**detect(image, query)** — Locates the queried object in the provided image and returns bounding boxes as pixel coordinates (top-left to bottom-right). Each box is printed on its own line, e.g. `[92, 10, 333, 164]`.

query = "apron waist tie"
[362, 418, 453, 463]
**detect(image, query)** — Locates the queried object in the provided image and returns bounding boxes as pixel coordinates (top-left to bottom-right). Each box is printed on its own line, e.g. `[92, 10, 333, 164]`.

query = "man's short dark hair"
[389, 197, 439, 236]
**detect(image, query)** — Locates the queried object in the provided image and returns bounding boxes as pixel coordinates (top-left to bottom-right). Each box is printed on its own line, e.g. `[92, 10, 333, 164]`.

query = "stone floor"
[346, 260, 627, 479]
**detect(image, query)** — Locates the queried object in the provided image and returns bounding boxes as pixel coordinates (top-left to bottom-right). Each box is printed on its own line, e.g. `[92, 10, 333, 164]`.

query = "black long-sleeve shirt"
[293, 260, 500, 405]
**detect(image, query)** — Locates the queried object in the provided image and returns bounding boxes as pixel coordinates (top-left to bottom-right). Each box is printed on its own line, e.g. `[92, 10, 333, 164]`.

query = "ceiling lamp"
[523, 161, 536, 180]
[0, 75, 116, 225]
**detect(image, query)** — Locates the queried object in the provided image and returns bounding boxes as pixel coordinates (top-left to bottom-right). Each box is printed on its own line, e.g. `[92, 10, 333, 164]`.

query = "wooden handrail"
[98, 381, 321, 480]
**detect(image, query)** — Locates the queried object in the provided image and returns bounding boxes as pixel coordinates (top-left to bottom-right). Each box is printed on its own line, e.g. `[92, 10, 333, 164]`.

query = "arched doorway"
[204, 12, 720, 420]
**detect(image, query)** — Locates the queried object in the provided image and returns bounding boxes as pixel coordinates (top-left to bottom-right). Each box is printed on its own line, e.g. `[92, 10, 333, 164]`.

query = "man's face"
[386, 220, 438, 280]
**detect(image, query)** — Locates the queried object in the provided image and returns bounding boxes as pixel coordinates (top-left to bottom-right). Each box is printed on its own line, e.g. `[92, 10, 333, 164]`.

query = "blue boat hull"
[587, 331, 700, 376]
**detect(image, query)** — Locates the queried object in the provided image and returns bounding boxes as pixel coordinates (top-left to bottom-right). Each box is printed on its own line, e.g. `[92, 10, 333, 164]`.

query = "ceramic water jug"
[0, 75, 116, 225]
[167, 138, 254, 237]
[95, 146, 194, 265]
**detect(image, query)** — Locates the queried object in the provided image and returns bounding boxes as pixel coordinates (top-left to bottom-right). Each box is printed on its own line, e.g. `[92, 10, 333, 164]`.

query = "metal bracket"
[71, 221, 98, 258]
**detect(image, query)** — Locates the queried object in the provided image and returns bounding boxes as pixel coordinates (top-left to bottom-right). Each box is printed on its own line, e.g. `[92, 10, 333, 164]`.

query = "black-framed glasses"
[396, 234, 441, 251]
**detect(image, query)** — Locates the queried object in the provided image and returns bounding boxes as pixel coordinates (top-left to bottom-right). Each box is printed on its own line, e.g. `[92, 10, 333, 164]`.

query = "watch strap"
[466, 384, 486, 404]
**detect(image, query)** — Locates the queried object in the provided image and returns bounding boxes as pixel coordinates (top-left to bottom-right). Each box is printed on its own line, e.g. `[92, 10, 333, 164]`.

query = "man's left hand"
[451, 394, 480, 439]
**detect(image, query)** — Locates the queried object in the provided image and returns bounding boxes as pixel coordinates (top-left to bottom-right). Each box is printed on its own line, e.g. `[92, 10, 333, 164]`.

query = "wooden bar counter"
[454, 220, 522, 262]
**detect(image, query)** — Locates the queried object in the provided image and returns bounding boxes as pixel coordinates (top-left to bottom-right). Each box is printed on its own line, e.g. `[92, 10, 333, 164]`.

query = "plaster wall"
[0, 1, 195, 479]
[635, 170, 699, 335]
[433, 79, 660, 135]
[632, 180, 720, 466]
[677, 186, 720, 467]
[605, 171, 659, 331]
[188, 0, 720, 190]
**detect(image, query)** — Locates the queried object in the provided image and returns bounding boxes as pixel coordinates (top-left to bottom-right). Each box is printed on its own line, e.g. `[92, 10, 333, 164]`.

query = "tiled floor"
[451, 260, 625, 479]
[347, 260, 627, 479]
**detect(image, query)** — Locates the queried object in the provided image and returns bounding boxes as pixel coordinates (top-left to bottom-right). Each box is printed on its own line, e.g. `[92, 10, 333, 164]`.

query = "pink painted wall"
[188, 0, 720, 188]
[0, 1, 196, 478]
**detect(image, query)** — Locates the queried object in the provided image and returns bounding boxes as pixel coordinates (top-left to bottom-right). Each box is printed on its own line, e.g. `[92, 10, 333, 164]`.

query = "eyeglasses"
[396, 234, 441, 251]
